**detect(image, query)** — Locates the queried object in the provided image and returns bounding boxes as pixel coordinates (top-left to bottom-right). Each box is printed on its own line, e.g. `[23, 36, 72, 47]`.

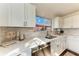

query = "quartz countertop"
[0, 35, 63, 56]
[0, 39, 31, 56]
[25, 35, 62, 49]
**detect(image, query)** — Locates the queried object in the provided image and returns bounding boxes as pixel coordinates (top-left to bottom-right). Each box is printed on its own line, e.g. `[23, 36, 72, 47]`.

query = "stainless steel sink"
[45, 36, 57, 39]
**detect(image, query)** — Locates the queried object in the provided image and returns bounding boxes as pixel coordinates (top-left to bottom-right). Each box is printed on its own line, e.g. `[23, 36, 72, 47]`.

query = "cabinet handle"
[24, 21, 27, 26]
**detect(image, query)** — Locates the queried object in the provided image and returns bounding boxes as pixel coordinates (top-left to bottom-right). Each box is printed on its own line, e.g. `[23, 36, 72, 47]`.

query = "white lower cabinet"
[66, 36, 79, 53]
[51, 36, 66, 56]
[7, 48, 31, 56]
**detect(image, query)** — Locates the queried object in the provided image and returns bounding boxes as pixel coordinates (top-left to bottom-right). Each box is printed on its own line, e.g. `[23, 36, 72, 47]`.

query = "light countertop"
[0, 39, 31, 56]
[0, 35, 63, 56]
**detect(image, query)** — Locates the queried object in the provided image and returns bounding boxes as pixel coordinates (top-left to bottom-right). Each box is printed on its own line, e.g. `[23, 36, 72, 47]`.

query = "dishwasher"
[32, 42, 51, 56]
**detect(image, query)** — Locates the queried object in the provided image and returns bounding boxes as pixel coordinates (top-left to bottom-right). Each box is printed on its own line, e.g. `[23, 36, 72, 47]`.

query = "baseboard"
[66, 49, 79, 56]
[60, 49, 79, 56]
[59, 49, 68, 56]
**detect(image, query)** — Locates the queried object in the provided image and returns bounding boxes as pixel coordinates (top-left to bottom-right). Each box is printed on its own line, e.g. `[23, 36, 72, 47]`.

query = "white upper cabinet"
[53, 17, 60, 28]
[0, 3, 36, 27]
[24, 4, 36, 27]
[66, 36, 79, 53]
[52, 13, 79, 28]
[9, 3, 36, 27]
[52, 17, 63, 29]
[52, 12, 79, 28]
[0, 4, 9, 26]
[73, 15, 79, 28]
[62, 16, 73, 28]
[62, 11, 79, 28]
[8, 3, 24, 27]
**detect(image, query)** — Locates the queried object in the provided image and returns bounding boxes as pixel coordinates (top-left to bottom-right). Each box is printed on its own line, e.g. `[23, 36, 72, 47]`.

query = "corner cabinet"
[0, 3, 36, 27]
[66, 36, 79, 53]
[51, 36, 66, 56]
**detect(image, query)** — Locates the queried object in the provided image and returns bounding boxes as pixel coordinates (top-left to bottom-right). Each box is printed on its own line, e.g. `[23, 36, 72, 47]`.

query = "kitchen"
[0, 3, 79, 56]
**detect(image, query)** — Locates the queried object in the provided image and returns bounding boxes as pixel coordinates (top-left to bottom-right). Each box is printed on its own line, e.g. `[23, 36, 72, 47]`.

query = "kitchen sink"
[45, 36, 57, 39]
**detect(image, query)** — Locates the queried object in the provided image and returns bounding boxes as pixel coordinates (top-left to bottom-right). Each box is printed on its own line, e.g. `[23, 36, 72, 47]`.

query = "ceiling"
[32, 3, 79, 19]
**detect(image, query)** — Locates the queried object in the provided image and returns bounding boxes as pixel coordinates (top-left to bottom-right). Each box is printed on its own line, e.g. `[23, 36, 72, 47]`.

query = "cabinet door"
[0, 4, 9, 26]
[51, 37, 66, 56]
[53, 17, 63, 28]
[8, 3, 24, 27]
[52, 19, 54, 31]
[66, 36, 79, 53]
[59, 37, 66, 54]
[25, 4, 36, 27]
[53, 17, 60, 28]
[63, 16, 73, 28]
[51, 40, 56, 56]
[73, 15, 79, 28]
[51, 39, 61, 56]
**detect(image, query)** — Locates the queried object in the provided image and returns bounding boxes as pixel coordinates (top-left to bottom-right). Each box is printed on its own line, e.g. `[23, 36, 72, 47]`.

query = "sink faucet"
[46, 30, 51, 38]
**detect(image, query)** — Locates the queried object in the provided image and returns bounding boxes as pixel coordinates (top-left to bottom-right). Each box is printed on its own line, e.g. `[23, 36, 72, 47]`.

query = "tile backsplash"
[0, 27, 47, 44]
[63, 28, 79, 36]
